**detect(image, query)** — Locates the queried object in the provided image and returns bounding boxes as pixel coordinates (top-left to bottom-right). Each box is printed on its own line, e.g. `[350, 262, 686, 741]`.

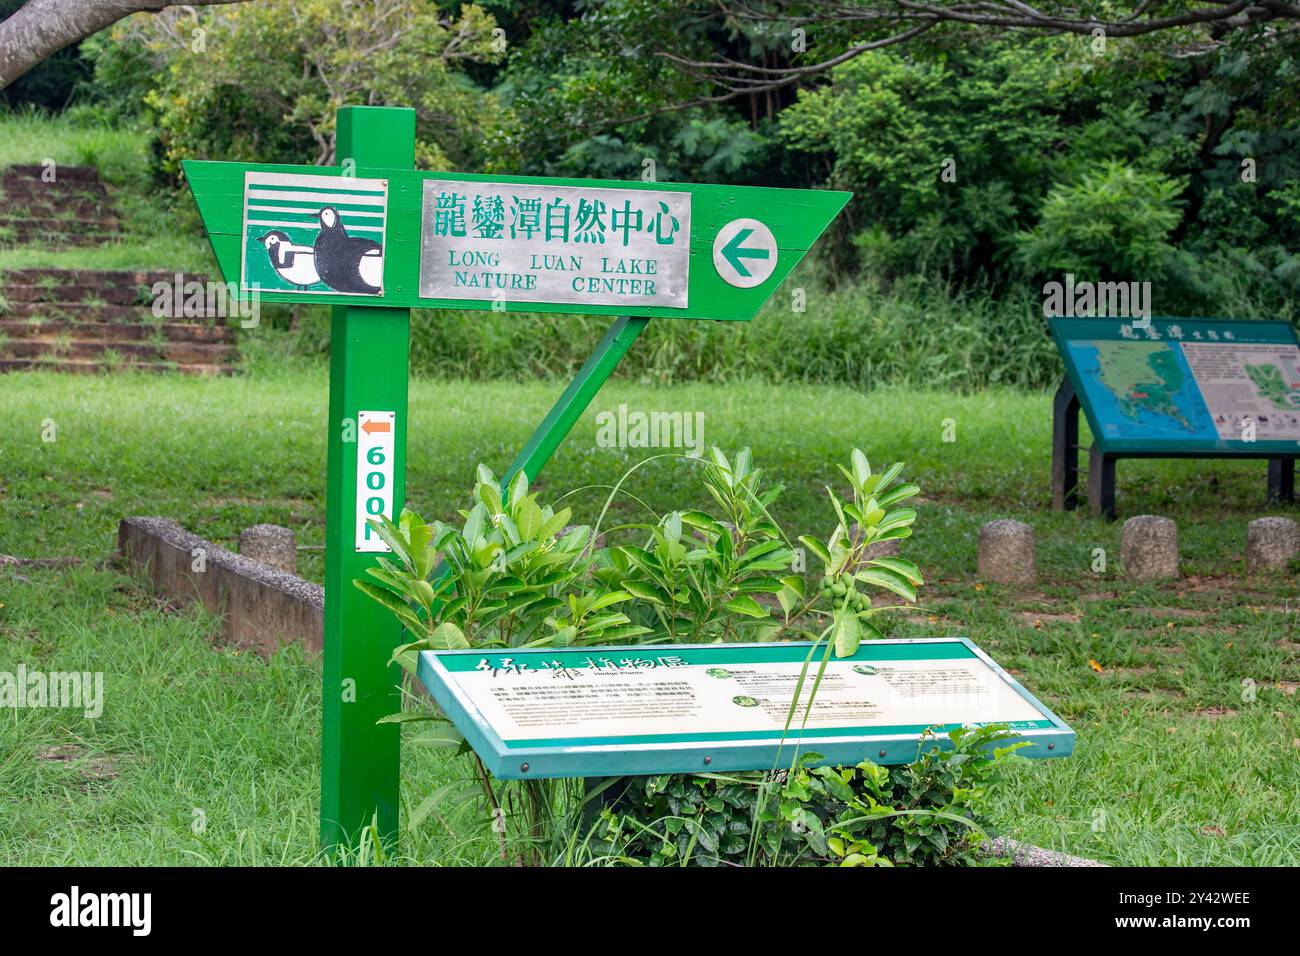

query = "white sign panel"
[419, 180, 690, 309]
[457, 653, 1044, 745]
[417, 639, 1075, 777]
[1180, 342, 1300, 440]
[355, 410, 396, 552]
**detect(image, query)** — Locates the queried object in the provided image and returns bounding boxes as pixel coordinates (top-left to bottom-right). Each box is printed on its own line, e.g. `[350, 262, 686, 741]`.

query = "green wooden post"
[320, 105, 414, 853]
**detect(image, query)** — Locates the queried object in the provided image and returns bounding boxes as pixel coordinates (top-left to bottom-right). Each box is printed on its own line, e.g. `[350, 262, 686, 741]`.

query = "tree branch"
[0, 0, 254, 89]
[672, 0, 1300, 99]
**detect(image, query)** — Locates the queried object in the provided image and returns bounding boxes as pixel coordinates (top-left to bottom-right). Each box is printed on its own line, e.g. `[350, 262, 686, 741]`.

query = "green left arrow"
[721, 227, 772, 278]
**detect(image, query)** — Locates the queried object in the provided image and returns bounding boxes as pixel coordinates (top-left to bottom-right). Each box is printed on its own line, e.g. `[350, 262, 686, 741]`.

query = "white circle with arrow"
[712, 218, 777, 288]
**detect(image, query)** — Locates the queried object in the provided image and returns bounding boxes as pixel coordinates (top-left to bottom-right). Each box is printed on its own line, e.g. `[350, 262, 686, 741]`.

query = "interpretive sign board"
[417, 638, 1074, 779]
[1049, 317, 1300, 517]
[1051, 316, 1300, 455]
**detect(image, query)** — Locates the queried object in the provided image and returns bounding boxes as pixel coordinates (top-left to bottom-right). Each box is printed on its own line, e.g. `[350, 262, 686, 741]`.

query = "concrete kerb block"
[239, 523, 298, 574]
[118, 516, 323, 656]
[1245, 517, 1300, 573]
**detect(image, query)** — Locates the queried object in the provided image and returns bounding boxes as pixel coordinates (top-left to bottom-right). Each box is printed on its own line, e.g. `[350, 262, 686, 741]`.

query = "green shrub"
[268, 269, 1063, 391]
[596, 724, 1027, 867]
[355, 447, 931, 865]
[1016, 161, 1187, 280]
[103, 0, 511, 174]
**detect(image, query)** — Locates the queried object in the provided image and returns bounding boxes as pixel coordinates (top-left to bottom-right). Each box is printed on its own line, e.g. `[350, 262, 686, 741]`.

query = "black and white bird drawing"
[257, 231, 320, 290]
[313, 206, 383, 294]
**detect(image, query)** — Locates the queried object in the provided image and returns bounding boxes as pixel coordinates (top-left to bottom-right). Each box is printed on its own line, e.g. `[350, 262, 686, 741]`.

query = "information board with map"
[417, 638, 1074, 778]
[1050, 317, 1300, 454]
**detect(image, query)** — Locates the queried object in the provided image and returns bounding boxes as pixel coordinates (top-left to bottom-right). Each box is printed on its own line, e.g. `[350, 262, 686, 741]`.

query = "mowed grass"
[0, 109, 214, 275]
[1, 367, 1297, 865]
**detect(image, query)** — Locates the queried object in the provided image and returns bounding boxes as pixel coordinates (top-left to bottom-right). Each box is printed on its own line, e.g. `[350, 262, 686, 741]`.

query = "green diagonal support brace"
[426, 315, 648, 618]
[504, 315, 649, 485]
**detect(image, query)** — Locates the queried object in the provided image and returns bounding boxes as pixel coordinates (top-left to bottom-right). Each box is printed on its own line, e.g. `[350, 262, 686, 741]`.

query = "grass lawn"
[1, 367, 1297, 865]
[0, 111, 214, 275]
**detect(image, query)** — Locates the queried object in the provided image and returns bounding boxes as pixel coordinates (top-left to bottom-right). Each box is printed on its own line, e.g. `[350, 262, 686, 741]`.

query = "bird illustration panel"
[241, 171, 387, 297]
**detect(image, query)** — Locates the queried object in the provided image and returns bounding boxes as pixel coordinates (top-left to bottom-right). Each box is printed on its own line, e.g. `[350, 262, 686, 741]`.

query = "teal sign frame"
[417, 638, 1075, 778]
[1050, 316, 1300, 456]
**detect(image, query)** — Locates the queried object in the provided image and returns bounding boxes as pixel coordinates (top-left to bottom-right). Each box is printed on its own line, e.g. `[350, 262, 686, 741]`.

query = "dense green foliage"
[601, 725, 1026, 866]
[256, 270, 1063, 390]
[4, 1, 1297, 374]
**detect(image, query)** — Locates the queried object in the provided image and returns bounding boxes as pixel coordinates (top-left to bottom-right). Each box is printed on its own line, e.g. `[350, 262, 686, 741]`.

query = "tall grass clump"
[272, 271, 1062, 392]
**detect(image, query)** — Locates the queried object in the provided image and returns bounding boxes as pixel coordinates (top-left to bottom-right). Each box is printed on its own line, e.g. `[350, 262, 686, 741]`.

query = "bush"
[356, 447, 934, 865]
[99, 0, 512, 174]
[596, 724, 1026, 867]
[268, 269, 1064, 392]
[1016, 160, 1186, 281]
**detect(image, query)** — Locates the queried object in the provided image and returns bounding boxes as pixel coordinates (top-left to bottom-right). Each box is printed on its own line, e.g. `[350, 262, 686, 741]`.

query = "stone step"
[3, 301, 237, 325]
[0, 215, 119, 233]
[1, 178, 109, 195]
[0, 357, 234, 376]
[1, 338, 237, 365]
[3, 268, 196, 287]
[5, 283, 153, 305]
[1, 302, 166, 323]
[1, 179, 110, 199]
[0, 226, 118, 248]
[3, 163, 103, 182]
[0, 319, 236, 344]
[1, 197, 111, 216]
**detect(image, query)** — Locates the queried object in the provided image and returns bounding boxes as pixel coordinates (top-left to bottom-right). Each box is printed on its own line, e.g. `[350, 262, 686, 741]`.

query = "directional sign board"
[1051, 317, 1300, 455]
[187, 105, 853, 853]
[417, 638, 1074, 779]
[185, 161, 849, 321]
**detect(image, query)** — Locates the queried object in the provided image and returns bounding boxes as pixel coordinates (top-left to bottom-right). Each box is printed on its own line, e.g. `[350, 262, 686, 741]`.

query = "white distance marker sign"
[355, 410, 396, 552]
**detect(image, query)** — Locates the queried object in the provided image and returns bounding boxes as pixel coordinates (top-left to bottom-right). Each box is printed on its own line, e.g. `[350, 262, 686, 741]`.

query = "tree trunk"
[0, 0, 251, 90]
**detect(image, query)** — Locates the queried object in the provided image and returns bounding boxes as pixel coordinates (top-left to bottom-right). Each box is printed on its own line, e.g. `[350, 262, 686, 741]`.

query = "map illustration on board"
[1244, 362, 1300, 409]
[1181, 343, 1300, 440]
[1066, 340, 1217, 441]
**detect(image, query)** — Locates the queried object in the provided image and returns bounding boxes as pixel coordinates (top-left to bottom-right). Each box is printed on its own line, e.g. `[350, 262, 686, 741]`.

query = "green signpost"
[185, 105, 850, 853]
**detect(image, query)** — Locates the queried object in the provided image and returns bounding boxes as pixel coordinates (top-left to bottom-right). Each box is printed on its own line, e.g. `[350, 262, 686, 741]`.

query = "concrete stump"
[1121, 515, 1178, 580]
[239, 523, 297, 574]
[1245, 517, 1300, 573]
[977, 520, 1036, 585]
